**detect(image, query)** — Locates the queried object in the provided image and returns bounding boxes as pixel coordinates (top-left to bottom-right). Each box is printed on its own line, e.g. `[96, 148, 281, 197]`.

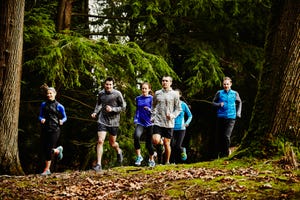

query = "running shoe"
[148, 159, 155, 167]
[181, 147, 187, 161]
[93, 164, 102, 172]
[41, 170, 51, 176]
[135, 155, 143, 166]
[57, 146, 63, 160]
[117, 150, 123, 164]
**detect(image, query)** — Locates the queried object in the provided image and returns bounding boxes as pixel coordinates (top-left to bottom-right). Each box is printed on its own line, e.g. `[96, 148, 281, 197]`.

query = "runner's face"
[162, 77, 172, 90]
[105, 81, 114, 92]
[141, 84, 151, 96]
[223, 80, 232, 91]
[47, 90, 56, 101]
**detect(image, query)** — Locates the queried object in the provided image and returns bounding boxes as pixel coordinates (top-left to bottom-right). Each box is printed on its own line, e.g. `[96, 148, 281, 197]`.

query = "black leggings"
[215, 118, 235, 157]
[171, 130, 186, 163]
[133, 124, 155, 156]
[41, 128, 60, 161]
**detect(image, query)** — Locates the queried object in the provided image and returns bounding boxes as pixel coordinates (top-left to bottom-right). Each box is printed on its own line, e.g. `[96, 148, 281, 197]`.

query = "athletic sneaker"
[41, 170, 51, 176]
[181, 147, 187, 161]
[117, 150, 123, 164]
[135, 155, 143, 166]
[57, 146, 63, 160]
[93, 164, 102, 172]
[148, 159, 155, 167]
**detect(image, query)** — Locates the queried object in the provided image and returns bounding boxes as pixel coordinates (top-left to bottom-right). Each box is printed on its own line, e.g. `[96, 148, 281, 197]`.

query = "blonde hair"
[223, 77, 232, 83]
[47, 87, 57, 94]
[175, 89, 182, 97]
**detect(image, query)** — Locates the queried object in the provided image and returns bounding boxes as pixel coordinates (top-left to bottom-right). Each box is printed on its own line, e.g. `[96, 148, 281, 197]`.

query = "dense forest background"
[4, 0, 296, 175]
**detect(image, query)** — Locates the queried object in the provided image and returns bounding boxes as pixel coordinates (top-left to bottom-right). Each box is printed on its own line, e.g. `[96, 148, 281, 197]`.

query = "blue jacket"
[134, 95, 153, 127]
[174, 101, 193, 130]
[212, 89, 242, 119]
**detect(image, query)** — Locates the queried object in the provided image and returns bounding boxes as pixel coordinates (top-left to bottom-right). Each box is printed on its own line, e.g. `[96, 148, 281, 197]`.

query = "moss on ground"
[1, 157, 299, 199]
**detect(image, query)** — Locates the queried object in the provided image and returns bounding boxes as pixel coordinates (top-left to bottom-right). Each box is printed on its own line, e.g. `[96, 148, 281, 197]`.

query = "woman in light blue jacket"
[171, 89, 193, 163]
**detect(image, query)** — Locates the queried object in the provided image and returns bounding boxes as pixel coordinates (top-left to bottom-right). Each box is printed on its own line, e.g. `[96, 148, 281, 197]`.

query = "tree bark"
[0, 0, 25, 175]
[240, 0, 300, 156]
[269, 1, 300, 138]
[57, 0, 74, 32]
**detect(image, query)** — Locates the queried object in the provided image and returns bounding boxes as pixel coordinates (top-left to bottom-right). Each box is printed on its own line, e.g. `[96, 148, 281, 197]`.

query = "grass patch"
[0, 157, 299, 199]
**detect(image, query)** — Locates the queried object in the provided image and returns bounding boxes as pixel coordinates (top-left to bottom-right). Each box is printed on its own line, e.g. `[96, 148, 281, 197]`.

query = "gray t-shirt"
[93, 89, 126, 127]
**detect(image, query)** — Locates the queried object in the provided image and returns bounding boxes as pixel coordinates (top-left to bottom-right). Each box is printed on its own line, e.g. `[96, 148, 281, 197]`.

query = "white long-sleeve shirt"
[152, 88, 181, 128]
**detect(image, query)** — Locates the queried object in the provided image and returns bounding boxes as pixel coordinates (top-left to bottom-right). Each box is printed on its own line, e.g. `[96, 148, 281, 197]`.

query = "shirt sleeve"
[183, 102, 193, 125]
[57, 103, 67, 123]
[212, 91, 222, 107]
[111, 91, 126, 113]
[93, 92, 102, 114]
[38, 102, 46, 121]
[171, 91, 182, 119]
[235, 92, 242, 118]
[151, 91, 158, 119]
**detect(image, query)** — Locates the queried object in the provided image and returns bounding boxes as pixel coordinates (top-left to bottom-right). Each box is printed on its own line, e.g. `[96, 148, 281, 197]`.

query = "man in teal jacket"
[212, 77, 242, 158]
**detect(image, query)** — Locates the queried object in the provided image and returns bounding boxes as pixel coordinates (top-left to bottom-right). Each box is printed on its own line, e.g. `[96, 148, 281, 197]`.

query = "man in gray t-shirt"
[91, 77, 126, 171]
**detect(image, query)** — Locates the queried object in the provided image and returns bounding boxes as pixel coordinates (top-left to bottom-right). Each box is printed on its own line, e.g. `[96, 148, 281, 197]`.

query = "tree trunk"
[57, 0, 74, 32]
[269, 1, 300, 138]
[240, 0, 300, 156]
[0, 0, 25, 175]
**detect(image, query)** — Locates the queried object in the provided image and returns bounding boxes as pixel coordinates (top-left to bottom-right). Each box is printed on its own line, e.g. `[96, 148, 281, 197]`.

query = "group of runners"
[38, 75, 241, 175]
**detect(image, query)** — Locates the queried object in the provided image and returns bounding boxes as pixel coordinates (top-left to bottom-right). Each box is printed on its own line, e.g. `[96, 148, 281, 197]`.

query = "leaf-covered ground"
[1, 158, 300, 199]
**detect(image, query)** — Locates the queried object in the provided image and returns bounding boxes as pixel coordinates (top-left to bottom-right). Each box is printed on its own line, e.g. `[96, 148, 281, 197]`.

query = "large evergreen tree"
[20, 1, 179, 173]
[84, 0, 270, 94]
[240, 0, 300, 156]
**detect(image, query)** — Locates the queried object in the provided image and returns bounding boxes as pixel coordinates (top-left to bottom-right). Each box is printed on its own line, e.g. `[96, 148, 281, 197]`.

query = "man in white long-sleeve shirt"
[152, 76, 181, 165]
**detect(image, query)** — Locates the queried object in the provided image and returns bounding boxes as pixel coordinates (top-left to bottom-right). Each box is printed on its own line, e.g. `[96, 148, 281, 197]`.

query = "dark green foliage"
[18, 0, 276, 173]
[24, 8, 56, 61]
[108, 0, 271, 96]
[183, 47, 224, 96]
[20, 6, 179, 173]
[81, 2, 270, 163]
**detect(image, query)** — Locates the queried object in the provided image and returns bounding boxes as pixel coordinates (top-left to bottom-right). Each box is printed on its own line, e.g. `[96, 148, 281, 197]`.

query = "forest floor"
[1, 157, 300, 199]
